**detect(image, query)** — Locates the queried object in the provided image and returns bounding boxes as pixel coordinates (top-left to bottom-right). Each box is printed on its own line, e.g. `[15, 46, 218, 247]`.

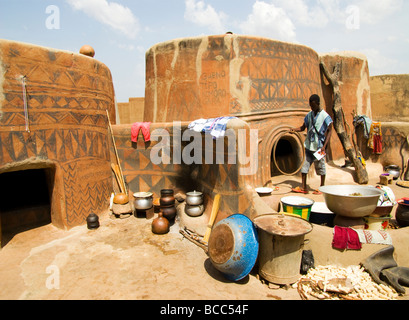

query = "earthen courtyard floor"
[0, 161, 408, 301]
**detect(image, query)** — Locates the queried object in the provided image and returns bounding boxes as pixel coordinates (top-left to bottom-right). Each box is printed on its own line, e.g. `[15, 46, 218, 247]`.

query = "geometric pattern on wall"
[116, 126, 252, 218]
[61, 159, 112, 226]
[0, 40, 116, 228]
[234, 38, 322, 114]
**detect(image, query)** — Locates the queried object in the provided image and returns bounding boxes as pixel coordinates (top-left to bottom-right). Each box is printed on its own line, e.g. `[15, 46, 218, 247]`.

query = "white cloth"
[353, 229, 393, 245]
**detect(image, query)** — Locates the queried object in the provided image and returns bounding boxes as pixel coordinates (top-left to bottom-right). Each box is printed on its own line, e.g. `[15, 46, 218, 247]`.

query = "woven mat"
[396, 180, 409, 188]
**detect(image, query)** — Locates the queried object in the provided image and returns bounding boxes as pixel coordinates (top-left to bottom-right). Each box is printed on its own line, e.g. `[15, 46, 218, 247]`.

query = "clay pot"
[152, 212, 170, 234]
[396, 203, 409, 228]
[86, 213, 100, 230]
[161, 205, 177, 222]
[79, 45, 95, 57]
[160, 189, 175, 206]
[113, 193, 129, 205]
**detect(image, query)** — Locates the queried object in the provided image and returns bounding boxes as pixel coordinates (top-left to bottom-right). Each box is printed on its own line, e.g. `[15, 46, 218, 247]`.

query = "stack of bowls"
[185, 191, 204, 217]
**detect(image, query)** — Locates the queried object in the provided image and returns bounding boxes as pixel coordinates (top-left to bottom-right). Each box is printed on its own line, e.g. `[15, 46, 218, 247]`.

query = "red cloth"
[332, 226, 362, 250]
[131, 122, 151, 142]
[373, 134, 382, 154]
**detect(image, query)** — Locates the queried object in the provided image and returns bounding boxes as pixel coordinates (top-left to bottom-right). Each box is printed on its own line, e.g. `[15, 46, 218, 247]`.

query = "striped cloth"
[188, 117, 237, 139]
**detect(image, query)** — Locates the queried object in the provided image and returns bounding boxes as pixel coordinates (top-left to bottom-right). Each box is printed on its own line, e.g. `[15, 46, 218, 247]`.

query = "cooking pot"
[186, 191, 203, 206]
[160, 189, 175, 206]
[133, 192, 153, 210]
[161, 205, 177, 222]
[385, 165, 401, 180]
[396, 200, 409, 227]
[185, 204, 204, 217]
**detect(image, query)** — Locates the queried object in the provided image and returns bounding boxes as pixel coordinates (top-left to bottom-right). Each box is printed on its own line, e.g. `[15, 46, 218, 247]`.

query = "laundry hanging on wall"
[368, 122, 382, 154]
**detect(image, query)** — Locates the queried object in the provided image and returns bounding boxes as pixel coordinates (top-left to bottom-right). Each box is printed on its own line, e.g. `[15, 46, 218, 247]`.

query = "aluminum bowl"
[319, 185, 383, 218]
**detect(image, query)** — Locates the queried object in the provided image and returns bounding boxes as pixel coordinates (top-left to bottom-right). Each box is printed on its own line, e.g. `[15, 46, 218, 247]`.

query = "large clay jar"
[161, 205, 177, 222]
[160, 189, 175, 206]
[152, 212, 170, 234]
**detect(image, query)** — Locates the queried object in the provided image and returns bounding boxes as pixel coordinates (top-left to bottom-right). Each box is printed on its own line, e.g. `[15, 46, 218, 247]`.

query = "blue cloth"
[188, 117, 237, 139]
[353, 115, 372, 139]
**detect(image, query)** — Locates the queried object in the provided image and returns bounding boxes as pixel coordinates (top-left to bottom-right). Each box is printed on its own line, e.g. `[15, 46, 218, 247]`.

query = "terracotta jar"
[152, 212, 170, 234]
[161, 205, 177, 222]
[160, 189, 175, 206]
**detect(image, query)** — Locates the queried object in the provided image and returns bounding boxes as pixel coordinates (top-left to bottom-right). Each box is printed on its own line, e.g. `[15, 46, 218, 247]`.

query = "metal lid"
[133, 192, 153, 198]
[186, 191, 202, 196]
[253, 214, 313, 237]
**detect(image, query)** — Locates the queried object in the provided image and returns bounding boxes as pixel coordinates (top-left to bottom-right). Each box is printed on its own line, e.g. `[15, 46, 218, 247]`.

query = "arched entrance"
[262, 126, 305, 185]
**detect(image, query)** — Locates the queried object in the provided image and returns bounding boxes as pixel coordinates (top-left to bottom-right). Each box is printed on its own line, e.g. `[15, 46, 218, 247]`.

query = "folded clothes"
[332, 226, 362, 250]
[188, 117, 237, 139]
[131, 122, 151, 142]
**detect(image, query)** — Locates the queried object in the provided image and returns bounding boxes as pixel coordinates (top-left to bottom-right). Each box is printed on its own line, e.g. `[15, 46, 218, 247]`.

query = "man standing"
[290, 94, 333, 195]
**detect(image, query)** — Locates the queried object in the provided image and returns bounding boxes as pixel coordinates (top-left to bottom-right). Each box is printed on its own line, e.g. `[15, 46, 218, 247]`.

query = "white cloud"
[184, 0, 228, 34]
[355, 0, 403, 24]
[66, 0, 140, 39]
[360, 48, 398, 76]
[240, 1, 297, 42]
[274, 0, 329, 28]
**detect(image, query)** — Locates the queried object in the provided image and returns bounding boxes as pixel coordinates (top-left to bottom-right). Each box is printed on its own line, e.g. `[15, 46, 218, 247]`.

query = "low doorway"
[0, 168, 54, 247]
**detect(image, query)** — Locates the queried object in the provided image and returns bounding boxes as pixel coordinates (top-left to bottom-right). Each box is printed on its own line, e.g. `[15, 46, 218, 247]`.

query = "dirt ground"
[0, 161, 408, 301]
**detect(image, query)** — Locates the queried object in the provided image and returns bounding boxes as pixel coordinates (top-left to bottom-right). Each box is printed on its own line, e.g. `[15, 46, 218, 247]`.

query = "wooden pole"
[106, 110, 127, 193]
[320, 59, 368, 184]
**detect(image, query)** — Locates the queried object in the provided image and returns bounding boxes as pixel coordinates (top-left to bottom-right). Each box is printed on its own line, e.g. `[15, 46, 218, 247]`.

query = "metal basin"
[319, 185, 383, 218]
[208, 214, 259, 282]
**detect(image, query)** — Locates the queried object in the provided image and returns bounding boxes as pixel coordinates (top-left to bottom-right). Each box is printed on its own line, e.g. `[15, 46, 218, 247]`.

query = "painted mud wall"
[115, 119, 256, 223]
[0, 40, 116, 229]
[144, 34, 325, 187]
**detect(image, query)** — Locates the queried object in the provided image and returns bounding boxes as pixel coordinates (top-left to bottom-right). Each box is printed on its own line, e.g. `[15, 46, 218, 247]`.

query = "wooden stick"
[106, 109, 127, 193]
[111, 163, 125, 194]
[203, 194, 221, 243]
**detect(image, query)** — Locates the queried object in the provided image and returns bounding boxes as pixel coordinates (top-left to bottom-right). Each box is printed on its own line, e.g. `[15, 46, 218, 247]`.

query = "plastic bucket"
[208, 214, 259, 281]
[281, 196, 314, 221]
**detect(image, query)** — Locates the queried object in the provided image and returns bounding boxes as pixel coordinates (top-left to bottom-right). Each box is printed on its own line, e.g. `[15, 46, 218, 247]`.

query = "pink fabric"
[131, 122, 151, 142]
[332, 226, 362, 250]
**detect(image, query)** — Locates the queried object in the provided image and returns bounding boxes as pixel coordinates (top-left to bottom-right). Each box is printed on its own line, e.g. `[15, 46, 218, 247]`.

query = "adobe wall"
[145, 34, 324, 186]
[115, 119, 255, 224]
[368, 74, 409, 168]
[117, 97, 145, 124]
[0, 39, 116, 229]
[145, 34, 322, 123]
[370, 74, 409, 122]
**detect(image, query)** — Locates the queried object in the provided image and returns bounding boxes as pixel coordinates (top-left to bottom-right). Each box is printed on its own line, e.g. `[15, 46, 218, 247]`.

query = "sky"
[1, 0, 408, 103]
